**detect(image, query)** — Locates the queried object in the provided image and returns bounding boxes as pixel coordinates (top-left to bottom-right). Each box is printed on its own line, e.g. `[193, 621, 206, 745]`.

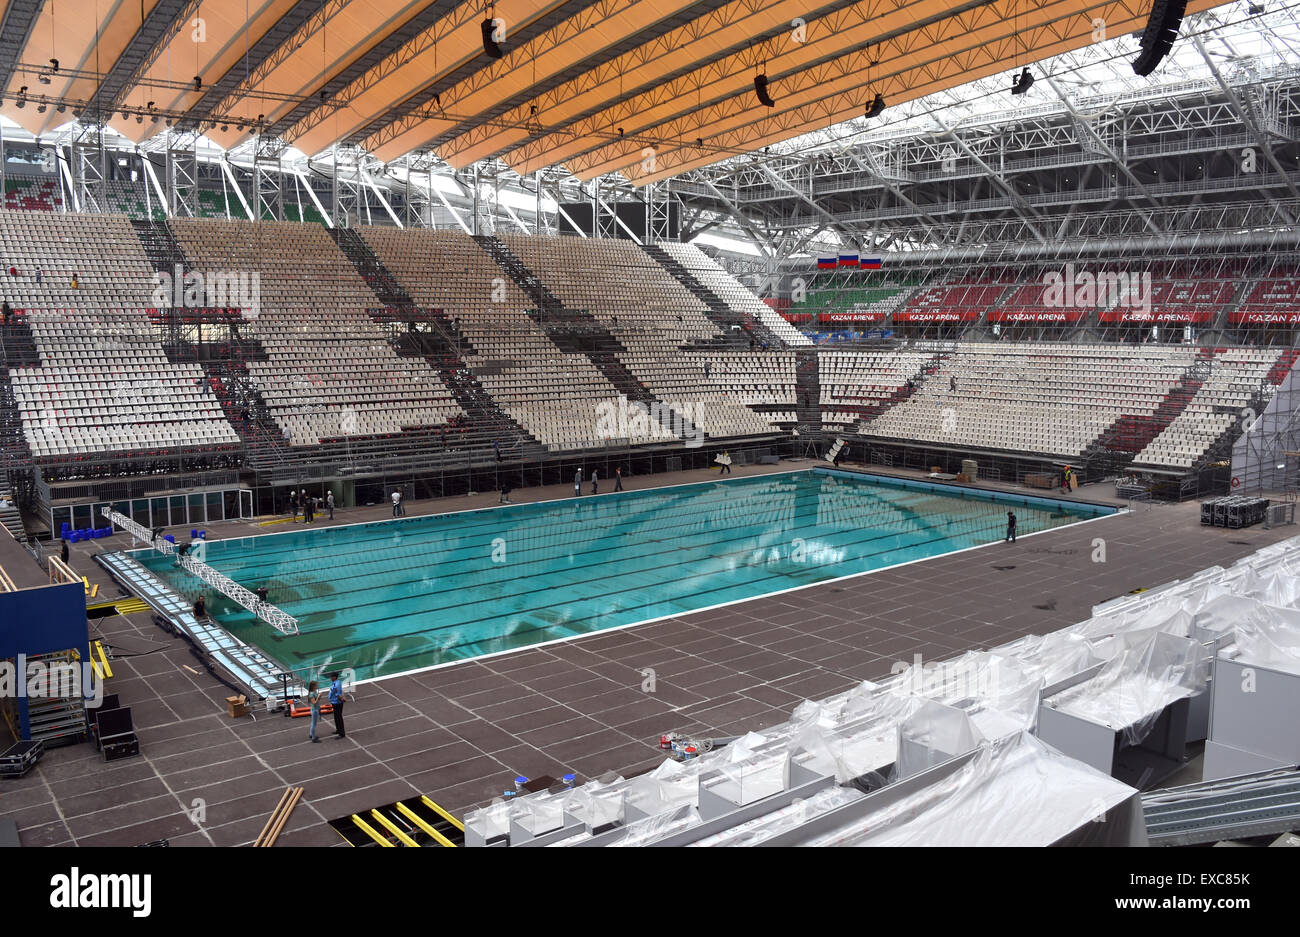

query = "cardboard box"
[226, 694, 250, 718]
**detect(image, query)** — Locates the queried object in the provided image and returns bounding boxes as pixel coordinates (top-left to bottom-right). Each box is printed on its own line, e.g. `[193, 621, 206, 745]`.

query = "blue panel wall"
[0, 582, 91, 740]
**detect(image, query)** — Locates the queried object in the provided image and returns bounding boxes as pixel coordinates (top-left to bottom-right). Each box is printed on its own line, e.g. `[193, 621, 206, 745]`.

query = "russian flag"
[816, 256, 837, 269]
[861, 257, 882, 269]
[837, 253, 859, 267]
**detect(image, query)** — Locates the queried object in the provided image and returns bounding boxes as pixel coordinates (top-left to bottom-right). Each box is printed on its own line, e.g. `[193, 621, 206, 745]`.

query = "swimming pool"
[132, 469, 1115, 681]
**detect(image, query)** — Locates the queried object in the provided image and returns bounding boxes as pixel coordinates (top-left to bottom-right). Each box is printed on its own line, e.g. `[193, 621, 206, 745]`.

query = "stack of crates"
[1200, 496, 1270, 529]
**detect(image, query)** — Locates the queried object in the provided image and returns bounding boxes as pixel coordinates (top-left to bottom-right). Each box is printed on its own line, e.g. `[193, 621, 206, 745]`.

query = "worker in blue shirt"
[328, 672, 346, 739]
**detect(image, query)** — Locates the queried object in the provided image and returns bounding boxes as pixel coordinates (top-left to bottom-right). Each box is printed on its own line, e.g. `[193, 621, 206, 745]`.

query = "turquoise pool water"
[132, 470, 1113, 681]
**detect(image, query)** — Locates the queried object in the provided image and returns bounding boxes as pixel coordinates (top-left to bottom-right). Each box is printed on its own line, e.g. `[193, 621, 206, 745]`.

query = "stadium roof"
[771, 2, 1300, 157]
[0, 0, 1238, 183]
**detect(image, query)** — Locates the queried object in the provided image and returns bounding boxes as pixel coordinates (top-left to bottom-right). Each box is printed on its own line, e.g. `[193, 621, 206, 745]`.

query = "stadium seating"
[1146, 278, 1236, 321]
[101, 180, 166, 220]
[168, 218, 461, 445]
[1132, 347, 1283, 470]
[11, 310, 241, 458]
[499, 234, 783, 439]
[360, 226, 674, 449]
[897, 275, 1015, 322]
[863, 342, 1199, 459]
[3, 175, 62, 212]
[1, 204, 1295, 480]
[1236, 277, 1300, 316]
[654, 242, 810, 345]
[817, 350, 934, 429]
[787, 271, 917, 325]
[0, 210, 241, 458]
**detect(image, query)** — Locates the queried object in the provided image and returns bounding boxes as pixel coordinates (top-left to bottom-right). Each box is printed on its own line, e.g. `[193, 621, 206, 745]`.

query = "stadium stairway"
[1213, 278, 1258, 333]
[795, 349, 821, 432]
[0, 321, 39, 473]
[329, 228, 414, 308]
[854, 357, 940, 427]
[0, 376, 32, 472]
[327, 228, 541, 457]
[131, 219, 189, 275]
[196, 346, 293, 471]
[0, 315, 42, 369]
[1266, 347, 1300, 385]
[0, 485, 25, 542]
[393, 322, 545, 460]
[472, 235, 703, 441]
[1084, 356, 1210, 471]
[472, 234, 566, 317]
[639, 244, 778, 349]
[1195, 347, 1300, 469]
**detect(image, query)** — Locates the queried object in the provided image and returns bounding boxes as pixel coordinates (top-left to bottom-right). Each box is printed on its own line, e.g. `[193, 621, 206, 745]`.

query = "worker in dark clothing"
[949, 375, 958, 392]
[1005, 511, 1017, 543]
[193, 595, 207, 619]
[614, 467, 624, 491]
[255, 585, 269, 604]
[60, 539, 70, 564]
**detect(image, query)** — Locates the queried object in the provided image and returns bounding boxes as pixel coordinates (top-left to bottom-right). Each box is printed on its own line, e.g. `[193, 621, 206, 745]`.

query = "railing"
[48, 555, 81, 586]
[101, 509, 300, 636]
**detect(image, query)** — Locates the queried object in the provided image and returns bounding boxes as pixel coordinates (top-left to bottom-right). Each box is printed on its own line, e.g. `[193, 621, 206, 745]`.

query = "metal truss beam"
[185, 0, 333, 126]
[350, 0, 625, 153]
[701, 179, 777, 258]
[102, 510, 299, 635]
[295, 0, 596, 158]
[1192, 31, 1300, 222]
[509, 0, 963, 177]
[266, 0, 459, 140]
[757, 163, 856, 247]
[591, 0, 1224, 186]
[359, 0, 643, 164]
[1046, 75, 1166, 234]
[0, 0, 45, 95]
[432, 0, 779, 170]
[939, 122, 1048, 243]
[77, 0, 202, 122]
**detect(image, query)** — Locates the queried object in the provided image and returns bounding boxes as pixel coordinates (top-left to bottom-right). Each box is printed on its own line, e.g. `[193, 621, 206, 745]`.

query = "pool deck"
[1, 458, 1292, 846]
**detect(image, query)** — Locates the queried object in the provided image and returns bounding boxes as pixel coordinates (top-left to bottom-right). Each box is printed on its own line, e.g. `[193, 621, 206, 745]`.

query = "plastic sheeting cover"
[801, 732, 1137, 847]
[1049, 629, 1206, 744]
[1231, 603, 1300, 676]
[896, 699, 983, 778]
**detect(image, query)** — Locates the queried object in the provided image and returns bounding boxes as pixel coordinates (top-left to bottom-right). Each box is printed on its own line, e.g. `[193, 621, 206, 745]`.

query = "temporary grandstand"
[0, 0, 1298, 874]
